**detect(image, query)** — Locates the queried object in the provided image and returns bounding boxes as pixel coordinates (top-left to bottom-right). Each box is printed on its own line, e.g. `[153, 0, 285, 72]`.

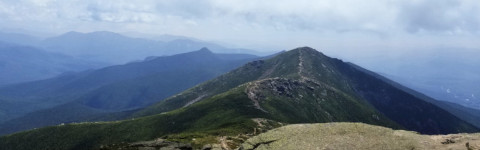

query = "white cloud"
[0, 0, 479, 51]
[397, 0, 480, 34]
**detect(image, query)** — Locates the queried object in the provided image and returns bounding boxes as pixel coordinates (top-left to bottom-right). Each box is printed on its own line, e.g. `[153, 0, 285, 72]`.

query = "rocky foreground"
[241, 122, 480, 150]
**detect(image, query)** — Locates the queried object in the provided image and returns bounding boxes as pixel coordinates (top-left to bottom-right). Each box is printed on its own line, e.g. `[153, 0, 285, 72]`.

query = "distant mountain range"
[1, 47, 477, 150]
[39, 31, 263, 64]
[0, 31, 269, 86]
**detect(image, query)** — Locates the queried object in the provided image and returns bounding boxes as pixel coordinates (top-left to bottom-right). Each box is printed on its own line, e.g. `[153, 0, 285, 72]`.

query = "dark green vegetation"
[0, 48, 258, 135]
[0, 47, 478, 150]
[0, 87, 267, 150]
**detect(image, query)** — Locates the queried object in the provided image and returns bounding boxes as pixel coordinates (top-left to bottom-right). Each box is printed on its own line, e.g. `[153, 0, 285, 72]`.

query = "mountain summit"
[0, 47, 477, 150]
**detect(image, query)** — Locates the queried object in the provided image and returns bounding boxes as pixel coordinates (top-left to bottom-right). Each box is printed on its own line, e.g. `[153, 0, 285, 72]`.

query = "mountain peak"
[249, 46, 334, 82]
[289, 46, 326, 56]
[193, 47, 214, 55]
[198, 47, 211, 52]
[88, 31, 123, 37]
[167, 47, 217, 61]
[291, 46, 316, 52]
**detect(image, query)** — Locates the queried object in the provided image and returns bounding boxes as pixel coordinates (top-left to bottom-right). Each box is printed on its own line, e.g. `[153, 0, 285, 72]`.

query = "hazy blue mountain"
[122, 32, 201, 42]
[0, 32, 40, 46]
[40, 31, 263, 64]
[0, 48, 260, 135]
[40, 31, 166, 64]
[0, 41, 105, 86]
[160, 39, 261, 55]
[124, 32, 266, 54]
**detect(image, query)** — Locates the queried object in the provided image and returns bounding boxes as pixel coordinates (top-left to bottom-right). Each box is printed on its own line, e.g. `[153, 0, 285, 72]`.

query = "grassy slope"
[0, 87, 261, 150]
[132, 55, 281, 117]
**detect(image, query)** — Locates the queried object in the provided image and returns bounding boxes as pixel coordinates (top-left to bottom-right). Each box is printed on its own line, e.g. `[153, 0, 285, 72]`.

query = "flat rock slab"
[240, 122, 480, 150]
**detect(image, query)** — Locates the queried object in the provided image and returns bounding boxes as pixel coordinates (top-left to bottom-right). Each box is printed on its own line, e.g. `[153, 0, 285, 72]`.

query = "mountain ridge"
[133, 47, 477, 134]
[0, 47, 477, 150]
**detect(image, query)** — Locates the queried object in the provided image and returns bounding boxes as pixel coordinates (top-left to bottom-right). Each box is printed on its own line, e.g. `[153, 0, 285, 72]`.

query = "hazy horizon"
[1, 0, 479, 54]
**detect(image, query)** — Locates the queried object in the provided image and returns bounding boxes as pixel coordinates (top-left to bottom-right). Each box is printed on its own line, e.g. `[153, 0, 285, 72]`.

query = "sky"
[0, 0, 479, 56]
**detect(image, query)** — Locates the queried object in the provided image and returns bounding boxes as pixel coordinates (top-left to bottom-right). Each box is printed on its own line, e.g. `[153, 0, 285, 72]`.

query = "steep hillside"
[350, 63, 480, 129]
[0, 47, 477, 150]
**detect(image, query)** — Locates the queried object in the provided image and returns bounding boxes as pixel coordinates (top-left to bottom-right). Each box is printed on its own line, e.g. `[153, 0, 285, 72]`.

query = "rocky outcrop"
[100, 139, 192, 150]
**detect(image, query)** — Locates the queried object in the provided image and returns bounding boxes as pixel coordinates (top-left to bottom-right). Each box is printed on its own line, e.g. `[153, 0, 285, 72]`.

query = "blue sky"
[0, 0, 479, 54]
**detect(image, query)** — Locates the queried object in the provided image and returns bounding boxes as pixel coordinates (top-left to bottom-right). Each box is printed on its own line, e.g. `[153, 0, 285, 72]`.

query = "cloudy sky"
[0, 0, 479, 55]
